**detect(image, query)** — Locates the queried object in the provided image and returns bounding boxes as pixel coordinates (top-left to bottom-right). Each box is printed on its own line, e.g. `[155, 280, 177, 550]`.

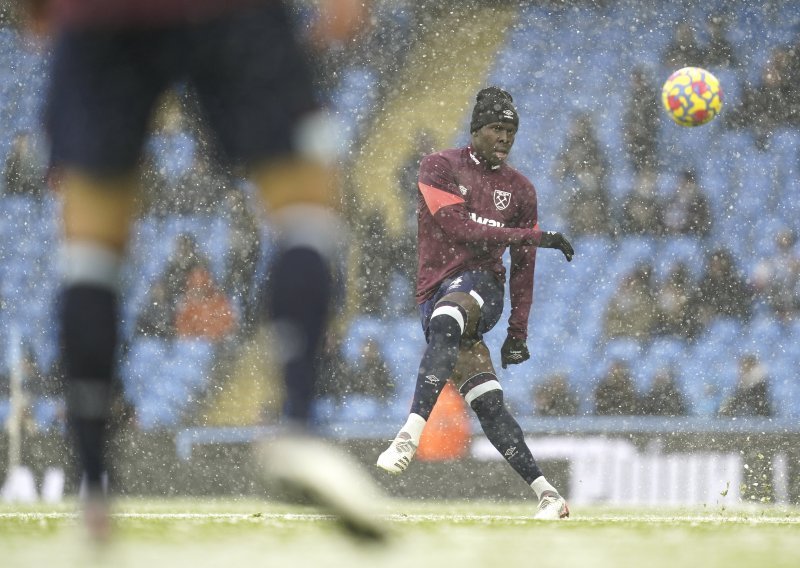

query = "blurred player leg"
[190, 1, 385, 540]
[58, 172, 137, 540]
[252, 159, 341, 423]
[252, 154, 387, 541]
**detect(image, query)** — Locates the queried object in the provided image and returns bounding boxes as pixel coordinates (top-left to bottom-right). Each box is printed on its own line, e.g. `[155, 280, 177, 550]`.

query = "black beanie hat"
[470, 86, 519, 133]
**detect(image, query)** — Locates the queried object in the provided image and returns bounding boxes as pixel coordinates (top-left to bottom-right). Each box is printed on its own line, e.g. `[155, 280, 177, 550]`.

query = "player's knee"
[60, 286, 118, 380]
[465, 378, 504, 418]
[429, 302, 466, 345]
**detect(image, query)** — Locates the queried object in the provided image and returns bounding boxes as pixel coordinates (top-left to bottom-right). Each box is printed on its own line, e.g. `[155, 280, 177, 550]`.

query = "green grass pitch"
[1, 499, 799, 568]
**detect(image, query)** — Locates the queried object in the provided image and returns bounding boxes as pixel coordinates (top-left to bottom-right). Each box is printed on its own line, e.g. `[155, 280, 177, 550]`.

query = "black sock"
[268, 247, 332, 423]
[59, 284, 118, 492]
[471, 389, 543, 485]
[409, 314, 461, 420]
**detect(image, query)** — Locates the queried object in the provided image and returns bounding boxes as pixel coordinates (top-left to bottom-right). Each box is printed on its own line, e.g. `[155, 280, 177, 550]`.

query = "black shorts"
[45, 2, 317, 175]
[419, 270, 505, 342]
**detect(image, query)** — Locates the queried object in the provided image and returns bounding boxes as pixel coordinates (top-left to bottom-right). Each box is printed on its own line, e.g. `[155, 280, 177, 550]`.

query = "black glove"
[538, 231, 574, 262]
[501, 336, 530, 369]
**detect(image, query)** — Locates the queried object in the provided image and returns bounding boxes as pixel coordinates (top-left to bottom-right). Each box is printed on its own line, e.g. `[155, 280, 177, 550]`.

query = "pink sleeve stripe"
[418, 182, 465, 215]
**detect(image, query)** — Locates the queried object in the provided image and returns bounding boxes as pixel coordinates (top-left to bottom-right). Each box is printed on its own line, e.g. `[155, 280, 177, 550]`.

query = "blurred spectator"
[349, 338, 396, 401]
[718, 354, 772, 417]
[317, 332, 351, 399]
[553, 112, 609, 197]
[3, 131, 47, 199]
[174, 266, 237, 342]
[751, 228, 800, 322]
[135, 281, 176, 339]
[662, 169, 712, 238]
[564, 171, 614, 237]
[162, 233, 212, 305]
[355, 213, 394, 316]
[639, 368, 688, 416]
[725, 46, 796, 149]
[390, 130, 434, 296]
[396, 129, 437, 215]
[618, 169, 665, 237]
[654, 261, 700, 340]
[700, 14, 736, 69]
[533, 372, 579, 417]
[594, 359, 639, 416]
[318, 335, 395, 405]
[603, 262, 658, 341]
[695, 247, 753, 327]
[623, 66, 660, 173]
[220, 188, 262, 328]
[662, 21, 703, 68]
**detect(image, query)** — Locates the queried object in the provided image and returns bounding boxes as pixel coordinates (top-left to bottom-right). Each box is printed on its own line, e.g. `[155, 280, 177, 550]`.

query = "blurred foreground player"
[31, 0, 385, 541]
[377, 87, 573, 520]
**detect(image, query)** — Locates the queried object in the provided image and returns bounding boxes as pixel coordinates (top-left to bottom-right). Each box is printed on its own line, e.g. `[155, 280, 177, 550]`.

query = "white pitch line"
[1, 512, 799, 525]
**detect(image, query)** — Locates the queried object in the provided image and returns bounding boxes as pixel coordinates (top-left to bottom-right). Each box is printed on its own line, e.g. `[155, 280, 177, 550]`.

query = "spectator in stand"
[396, 129, 437, 222]
[555, 113, 613, 238]
[593, 359, 639, 416]
[564, 171, 614, 238]
[700, 14, 736, 69]
[349, 338, 396, 402]
[553, 112, 609, 198]
[220, 188, 262, 329]
[695, 247, 753, 328]
[718, 354, 772, 417]
[3, 131, 47, 199]
[355, 212, 394, 317]
[662, 169, 712, 239]
[662, 21, 703, 69]
[393, 129, 436, 285]
[174, 265, 237, 342]
[751, 228, 800, 322]
[725, 46, 795, 149]
[618, 169, 665, 237]
[161, 233, 212, 306]
[623, 66, 659, 174]
[654, 261, 700, 340]
[134, 280, 176, 339]
[639, 368, 688, 416]
[533, 372, 579, 417]
[603, 262, 659, 342]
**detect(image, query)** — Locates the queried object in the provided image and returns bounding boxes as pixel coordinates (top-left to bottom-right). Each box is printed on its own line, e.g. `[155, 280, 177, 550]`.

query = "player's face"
[472, 122, 517, 167]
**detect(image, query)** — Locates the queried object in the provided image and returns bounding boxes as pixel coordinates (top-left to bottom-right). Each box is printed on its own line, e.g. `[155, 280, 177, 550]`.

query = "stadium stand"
[2, 1, 800, 432]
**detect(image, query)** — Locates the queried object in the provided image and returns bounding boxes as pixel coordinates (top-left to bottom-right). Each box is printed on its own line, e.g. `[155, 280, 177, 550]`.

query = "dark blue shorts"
[419, 270, 505, 341]
[45, 2, 317, 175]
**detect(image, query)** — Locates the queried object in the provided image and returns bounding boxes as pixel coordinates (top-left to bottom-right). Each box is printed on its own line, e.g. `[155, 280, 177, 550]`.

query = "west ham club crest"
[493, 189, 511, 210]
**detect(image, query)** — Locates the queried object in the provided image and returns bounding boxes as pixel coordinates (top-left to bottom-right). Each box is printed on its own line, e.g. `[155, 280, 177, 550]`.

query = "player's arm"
[501, 199, 538, 367]
[418, 154, 542, 247]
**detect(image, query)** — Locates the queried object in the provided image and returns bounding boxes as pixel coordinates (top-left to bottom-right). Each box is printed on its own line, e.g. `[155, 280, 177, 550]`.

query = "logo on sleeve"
[493, 189, 511, 210]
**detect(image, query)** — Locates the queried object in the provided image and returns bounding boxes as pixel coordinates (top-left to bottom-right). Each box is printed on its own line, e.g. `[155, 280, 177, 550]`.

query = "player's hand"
[501, 336, 530, 369]
[538, 231, 574, 262]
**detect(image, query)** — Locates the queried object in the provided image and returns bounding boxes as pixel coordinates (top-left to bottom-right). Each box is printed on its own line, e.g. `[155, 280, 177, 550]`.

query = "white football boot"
[256, 434, 388, 542]
[534, 491, 570, 520]
[376, 431, 418, 474]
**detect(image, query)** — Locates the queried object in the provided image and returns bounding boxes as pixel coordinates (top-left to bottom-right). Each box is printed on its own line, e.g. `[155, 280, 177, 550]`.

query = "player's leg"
[377, 289, 480, 473]
[251, 160, 342, 423]
[191, 4, 385, 540]
[192, 2, 343, 425]
[460, 343, 569, 519]
[46, 28, 167, 539]
[59, 174, 137, 510]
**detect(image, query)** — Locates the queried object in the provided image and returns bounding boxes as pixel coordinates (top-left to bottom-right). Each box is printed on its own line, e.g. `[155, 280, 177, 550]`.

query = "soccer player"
[29, 0, 384, 541]
[377, 87, 574, 520]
